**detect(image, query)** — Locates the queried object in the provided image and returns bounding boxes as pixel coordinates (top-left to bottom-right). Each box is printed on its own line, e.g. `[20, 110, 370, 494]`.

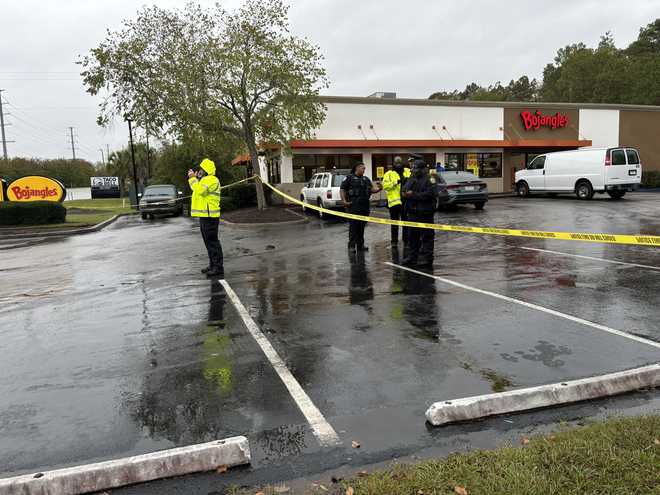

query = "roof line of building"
[318, 95, 660, 112]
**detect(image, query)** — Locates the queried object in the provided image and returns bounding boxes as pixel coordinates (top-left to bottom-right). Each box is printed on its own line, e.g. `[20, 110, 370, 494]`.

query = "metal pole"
[69, 127, 76, 160]
[127, 119, 139, 208]
[99, 149, 105, 166]
[145, 132, 151, 182]
[0, 90, 8, 160]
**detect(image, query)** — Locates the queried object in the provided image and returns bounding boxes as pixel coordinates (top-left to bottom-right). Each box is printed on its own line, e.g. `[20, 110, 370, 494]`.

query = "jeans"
[199, 217, 224, 269]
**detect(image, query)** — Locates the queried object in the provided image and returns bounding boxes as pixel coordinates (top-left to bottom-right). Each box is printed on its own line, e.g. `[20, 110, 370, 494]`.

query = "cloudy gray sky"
[1, 0, 658, 162]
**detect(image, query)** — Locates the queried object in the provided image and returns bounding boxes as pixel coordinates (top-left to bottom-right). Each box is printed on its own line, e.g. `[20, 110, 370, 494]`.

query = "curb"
[426, 363, 660, 426]
[1, 213, 137, 240]
[0, 436, 250, 495]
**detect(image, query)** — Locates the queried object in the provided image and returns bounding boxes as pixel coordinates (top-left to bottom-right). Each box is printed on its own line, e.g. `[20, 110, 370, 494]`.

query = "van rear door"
[605, 148, 640, 185]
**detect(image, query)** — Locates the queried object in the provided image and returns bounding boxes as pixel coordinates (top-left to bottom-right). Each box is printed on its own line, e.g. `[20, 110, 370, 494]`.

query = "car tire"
[575, 181, 594, 200]
[141, 213, 148, 220]
[607, 190, 626, 200]
[516, 181, 530, 198]
[548, 193, 558, 198]
[317, 199, 325, 219]
[474, 202, 485, 210]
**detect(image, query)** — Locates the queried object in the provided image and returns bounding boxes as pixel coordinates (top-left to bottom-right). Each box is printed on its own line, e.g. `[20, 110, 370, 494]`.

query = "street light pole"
[127, 119, 139, 208]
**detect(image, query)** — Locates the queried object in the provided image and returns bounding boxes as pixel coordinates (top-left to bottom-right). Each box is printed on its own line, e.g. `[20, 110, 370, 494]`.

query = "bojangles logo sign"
[520, 110, 569, 131]
[6, 176, 66, 202]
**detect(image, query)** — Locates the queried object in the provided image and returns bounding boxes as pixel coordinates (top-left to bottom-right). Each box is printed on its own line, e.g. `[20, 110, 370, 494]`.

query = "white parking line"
[220, 280, 341, 447]
[385, 262, 660, 351]
[520, 246, 660, 271]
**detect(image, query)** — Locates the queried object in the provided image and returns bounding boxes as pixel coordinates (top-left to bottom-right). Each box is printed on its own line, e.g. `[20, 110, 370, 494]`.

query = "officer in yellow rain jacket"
[382, 156, 411, 245]
[188, 158, 224, 278]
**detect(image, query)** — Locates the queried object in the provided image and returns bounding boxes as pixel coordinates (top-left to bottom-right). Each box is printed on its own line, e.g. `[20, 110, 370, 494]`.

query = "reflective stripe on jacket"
[382, 168, 411, 208]
[189, 175, 221, 218]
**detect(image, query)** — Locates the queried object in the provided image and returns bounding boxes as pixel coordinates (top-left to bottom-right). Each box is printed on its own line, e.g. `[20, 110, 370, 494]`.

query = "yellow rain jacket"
[382, 167, 411, 208]
[189, 158, 221, 218]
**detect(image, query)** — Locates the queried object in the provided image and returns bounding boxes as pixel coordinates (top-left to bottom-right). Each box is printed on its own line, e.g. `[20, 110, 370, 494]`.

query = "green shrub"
[641, 170, 660, 188]
[222, 183, 257, 211]
[0, 201, 67, 226]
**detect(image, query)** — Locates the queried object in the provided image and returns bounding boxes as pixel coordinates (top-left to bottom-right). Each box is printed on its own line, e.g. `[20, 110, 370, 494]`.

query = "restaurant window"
[372, 153, 435, 179]
[444, 153, 502, 178]
[267, 156, 281, 184]
[292, 154, 362, 182]
[478, 153, 502, 178]
[445, 153, 464, 171]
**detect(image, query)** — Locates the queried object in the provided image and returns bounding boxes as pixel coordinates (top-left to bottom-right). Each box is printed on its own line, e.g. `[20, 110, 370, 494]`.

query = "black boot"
[206, 267, 225, 278]
[201, 266, 211, 274]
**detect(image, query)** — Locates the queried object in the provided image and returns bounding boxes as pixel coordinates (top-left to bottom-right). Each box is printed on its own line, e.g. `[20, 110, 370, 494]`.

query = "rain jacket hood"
[200, 158, 216, 176]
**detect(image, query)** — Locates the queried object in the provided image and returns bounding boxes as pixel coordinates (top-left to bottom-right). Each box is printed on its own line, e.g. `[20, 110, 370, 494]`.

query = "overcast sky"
[1, 0, 658, 162]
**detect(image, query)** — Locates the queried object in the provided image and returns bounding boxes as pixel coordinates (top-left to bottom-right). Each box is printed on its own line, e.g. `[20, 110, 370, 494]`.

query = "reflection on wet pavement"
[1, 195, 659, 480]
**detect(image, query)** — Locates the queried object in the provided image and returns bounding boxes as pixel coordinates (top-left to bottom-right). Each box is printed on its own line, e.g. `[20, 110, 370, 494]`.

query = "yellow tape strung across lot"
[256, 179, 660, 247]
[133, 176, 257, 207]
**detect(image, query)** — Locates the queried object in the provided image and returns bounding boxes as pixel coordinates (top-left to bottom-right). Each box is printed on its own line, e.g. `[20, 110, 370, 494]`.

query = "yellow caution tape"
[259, 180, 660, 247]
[133, 176, 256, 207]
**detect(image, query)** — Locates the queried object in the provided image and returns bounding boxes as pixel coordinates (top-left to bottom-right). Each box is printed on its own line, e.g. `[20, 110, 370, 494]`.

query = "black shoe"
[206, 268, 225, 278]
[402, 257, 417, 266]
[201, 266, 211, 274]
[356, 246, 369, 252]
[417, 258, 433, 267]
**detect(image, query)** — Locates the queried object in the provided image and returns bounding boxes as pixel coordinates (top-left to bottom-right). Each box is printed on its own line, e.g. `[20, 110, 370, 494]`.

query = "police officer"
[188, 158, 224, 278]
[402, 160, 438, 267]
[382, 156, 411, 245]
[340, 162, 382, 251]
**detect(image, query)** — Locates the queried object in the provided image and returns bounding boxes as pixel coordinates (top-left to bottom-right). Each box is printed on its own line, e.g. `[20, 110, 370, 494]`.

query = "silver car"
[438, 171, 489, 210]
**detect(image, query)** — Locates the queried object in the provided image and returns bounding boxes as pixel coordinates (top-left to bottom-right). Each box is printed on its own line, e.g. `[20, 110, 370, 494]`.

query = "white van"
[515, 147, 642, 200]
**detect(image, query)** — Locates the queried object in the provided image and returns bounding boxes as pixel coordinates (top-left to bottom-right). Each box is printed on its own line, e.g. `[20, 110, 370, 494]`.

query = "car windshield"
[144, 186, 175, 196]
[332, 174, 347, 187]
[441, 171, 480, 183]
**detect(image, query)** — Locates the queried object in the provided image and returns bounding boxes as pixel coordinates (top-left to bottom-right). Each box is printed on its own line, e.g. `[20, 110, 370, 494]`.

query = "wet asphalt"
[1, 193, 659, 493]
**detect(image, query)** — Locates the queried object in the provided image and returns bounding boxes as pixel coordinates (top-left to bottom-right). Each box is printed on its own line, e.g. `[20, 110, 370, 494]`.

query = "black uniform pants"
[348, 210, 368, 248]
[405, 212, 435, 264]
[388, 204, 409, 243]
[199, 217, 224, 269]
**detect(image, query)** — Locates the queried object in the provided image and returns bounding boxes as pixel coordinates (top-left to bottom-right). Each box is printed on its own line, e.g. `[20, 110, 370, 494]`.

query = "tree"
[79, 0, 328, 209]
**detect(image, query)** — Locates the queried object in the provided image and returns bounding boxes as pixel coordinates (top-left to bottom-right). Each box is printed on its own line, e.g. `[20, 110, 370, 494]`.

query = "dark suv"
[139, 184, 184, 219]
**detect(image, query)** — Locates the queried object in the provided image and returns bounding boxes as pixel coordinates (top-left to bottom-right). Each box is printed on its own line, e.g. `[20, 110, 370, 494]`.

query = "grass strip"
[233, 415, 660, 495]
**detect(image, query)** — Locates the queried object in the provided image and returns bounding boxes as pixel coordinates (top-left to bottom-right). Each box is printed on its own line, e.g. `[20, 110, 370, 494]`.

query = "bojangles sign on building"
[520, 110, 569, 131]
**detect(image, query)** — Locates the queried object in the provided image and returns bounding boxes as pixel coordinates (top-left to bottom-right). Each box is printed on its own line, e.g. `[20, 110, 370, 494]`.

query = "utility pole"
[145, 131, 151, 182]
[127, 119, 139, 207]
[99, 148, 105, 166]
[69, 126, 77, 160]
[0, 89, 8, 160]
[106, 144, 110, 163]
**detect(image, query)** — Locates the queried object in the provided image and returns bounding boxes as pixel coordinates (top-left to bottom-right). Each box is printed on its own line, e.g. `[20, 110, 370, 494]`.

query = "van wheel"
[516, 181, 530, 198]
[575, 181, 594, 200]
[317, 199, 325, 219]
[607, 190, 626, 200]
[474, 202, 485, 210]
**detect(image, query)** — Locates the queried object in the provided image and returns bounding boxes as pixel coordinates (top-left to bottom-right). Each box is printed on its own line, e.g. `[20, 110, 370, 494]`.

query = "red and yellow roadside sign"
[6, 176, 67, 202]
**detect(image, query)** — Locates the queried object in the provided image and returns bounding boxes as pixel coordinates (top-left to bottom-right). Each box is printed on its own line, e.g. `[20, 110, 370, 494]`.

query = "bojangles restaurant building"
[233, 94, 660, 194]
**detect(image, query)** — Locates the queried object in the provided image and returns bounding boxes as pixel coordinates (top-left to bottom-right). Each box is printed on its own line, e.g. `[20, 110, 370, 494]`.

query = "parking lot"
[1, 193, 659, 491]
